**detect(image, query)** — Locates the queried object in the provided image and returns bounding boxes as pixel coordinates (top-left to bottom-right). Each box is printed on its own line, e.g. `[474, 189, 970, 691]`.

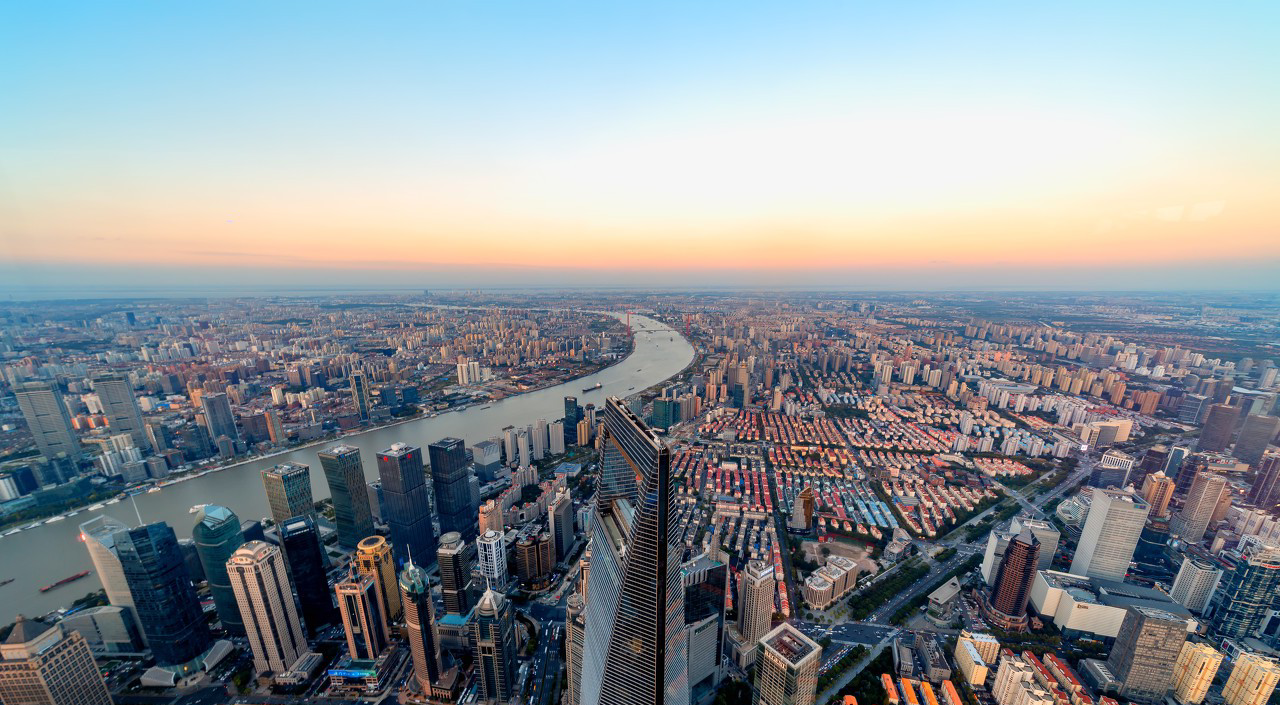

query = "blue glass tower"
[114, 522, 212, 666]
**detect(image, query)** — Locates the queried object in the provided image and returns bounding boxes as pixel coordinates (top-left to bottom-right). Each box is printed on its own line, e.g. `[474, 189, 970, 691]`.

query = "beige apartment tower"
[1171, 642, 1223, 705]
[0, 617, 112, 705]
[1224, 652, 1280, 705]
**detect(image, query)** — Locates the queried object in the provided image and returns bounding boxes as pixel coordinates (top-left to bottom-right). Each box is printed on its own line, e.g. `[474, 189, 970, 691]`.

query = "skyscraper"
[1106, 606, 1187, 703]
[227, 541, 307, 675]
[335, 571, 388, 660]
[192, 505, 246, 635]
[1169, 556, 1222, 614]
[1224, 652, 1280, 705]
[261, 462, 314, 524]
[317, 444, 375, 549]
[1069, 488, 1150, 582]
[1171, 642, 1223, 705]
[350, 370, 371, 421]
[549, 490, 575, 563]
[114, 522, 212, 665]
[79, 515, 137, 622]
[0, 616, 112, 705]
[1213, 537, 1280, 639]
[355, 536, 402, 623]
[14, 380, 81, 469]
[1248, 452, 1280, 510]
[438, 531, 474, 616]
[788, 486, 815, 533]
[683, 554, 728, 699]
[738, 560, 777, 662]
[377, 443, 437, 565]
[579, 397, 688, 705]
[1172, 471, 1229, 543]
[1140, 471, 1176, 518]
[278, 515, 335, 636]
[200, 392, 239, 445]
[477, 529, 508, 589]
[94, 373, 148, 450]
[1200, 403, 1240, 453]
[400, 558, 443, 691]
[753, 623, 822, 705]
[429, 437, 477, 542]
[985, 528, 1039, 630]
[471, 589, 518, 705]
[1235, 415, 1280, 466]
[567, 594, 586, 705]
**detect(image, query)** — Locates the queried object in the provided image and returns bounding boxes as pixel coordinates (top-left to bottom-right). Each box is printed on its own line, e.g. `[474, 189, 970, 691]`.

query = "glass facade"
[318, 445, 375, 549]
[192, 505, 246, 635]
[429, 437, 477, 542]
[280, 515, 336, 635]
[113, 522, 212, 665]
[1214, 537, 1280, 639]
[377, 444, 437, 566]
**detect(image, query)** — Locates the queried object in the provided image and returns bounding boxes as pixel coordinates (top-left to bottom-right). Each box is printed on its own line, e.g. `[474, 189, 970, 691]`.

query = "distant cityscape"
[0, 290, 1279, 705]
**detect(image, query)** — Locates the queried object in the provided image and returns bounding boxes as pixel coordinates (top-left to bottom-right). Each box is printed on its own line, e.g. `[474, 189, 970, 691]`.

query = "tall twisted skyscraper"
[579, 397, 688, 705]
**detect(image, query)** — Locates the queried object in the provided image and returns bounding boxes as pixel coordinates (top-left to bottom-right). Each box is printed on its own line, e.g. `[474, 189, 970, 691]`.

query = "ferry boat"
[583, 382, 602, 392]
[40, 570, 91, 593]
[189, 504, 210, 514]
[147, 486, 162, 494]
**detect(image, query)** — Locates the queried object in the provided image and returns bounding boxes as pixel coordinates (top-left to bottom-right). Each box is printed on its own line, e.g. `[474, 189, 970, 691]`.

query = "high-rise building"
[261, 462, 314, 524]
[399, 558, 443, 691]
[317, 444, 375, 550]
[683, 554, 728, 699]
[350, 370, 371, 421]
[1213, 537, 1280, 639]
[515, 533, 554, 587]
[377, 443, 437, 566]
[1171, 642, 1223, 705]
[738, 560, 777, 661]
[429, 437, 477, 542]
[471, 589, 518, 705]
[1200, 403, 1241, 453]
[579, 397, 689, 705]
[437, 531, 474, 616]
[114, 522, 212, 665]
[479, 499, 504, 535]
[1140, 471, 1176, 518]
[477, 529, 508, 589]
[549, 490, 575, 563]
[94, 373, 147, 450]
[1169, 556, 1222, 614]
[0, 616, 112, 705]
[1249, 452, 1280, 510]
[355, 535, 402, 623]
[1106, 606, 1188, 703]
[753, 623, 822, 705]
[79, 515, 137, 623]
[1224, 652, 1280, 705]
[985, 528, 1039, 630]
[200, 392, 239, 445]
[1236, 415, 1280, 466]
[1172, 471, 1229, 543]
[566, 594, 586, 705]
[278, 515, 335, 635]
[1069, 488, 1150, 582]
[192, 505, 245, 635]
[789, 486, 816, 533]
[15, 380, 81, 469]
[227, 541, 306, 675]
[335, 571, 388, 660]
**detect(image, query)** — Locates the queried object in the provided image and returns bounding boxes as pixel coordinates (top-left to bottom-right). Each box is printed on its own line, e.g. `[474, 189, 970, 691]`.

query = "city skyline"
[2, 2, 1278, 294]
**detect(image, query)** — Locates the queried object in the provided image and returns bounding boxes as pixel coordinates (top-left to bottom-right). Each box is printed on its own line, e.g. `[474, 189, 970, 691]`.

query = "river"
[0, 313, 693, 619]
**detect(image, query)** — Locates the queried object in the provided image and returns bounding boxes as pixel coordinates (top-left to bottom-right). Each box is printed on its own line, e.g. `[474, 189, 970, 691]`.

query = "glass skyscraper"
[400, 558, 443, 691]
[1213, 536, 1280, 639]
[279, 514, 336, 636]
[318, 444, 375, 549]
[261, 462, 314, 524]
[377, 443, 437, 566]
[429, 437, 477, 542]
[113, 522, 212, 665]
[192, 505, 246, 635]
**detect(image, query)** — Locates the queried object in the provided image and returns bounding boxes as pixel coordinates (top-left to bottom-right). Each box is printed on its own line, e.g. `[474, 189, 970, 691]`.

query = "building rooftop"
[762, 623, 819, 665]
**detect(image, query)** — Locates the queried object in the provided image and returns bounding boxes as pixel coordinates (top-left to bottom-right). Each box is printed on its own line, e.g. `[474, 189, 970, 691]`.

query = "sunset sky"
[2, 2, 1278, 294]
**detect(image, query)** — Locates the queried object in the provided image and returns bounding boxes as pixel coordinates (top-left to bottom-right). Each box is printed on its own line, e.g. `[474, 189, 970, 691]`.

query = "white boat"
[189, 504, 209, 514]
[147, 487, 161, 494]
[88, 504, 105, 511]
[22, 523, 40, 530]
[2, 529, 20, 537]
[105, 498, 121, 505]
[45, 516, 65, 523]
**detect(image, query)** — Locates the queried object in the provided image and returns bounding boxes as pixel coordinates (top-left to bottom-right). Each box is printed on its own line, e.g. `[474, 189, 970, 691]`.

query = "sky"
[1, 1, 1278, 295]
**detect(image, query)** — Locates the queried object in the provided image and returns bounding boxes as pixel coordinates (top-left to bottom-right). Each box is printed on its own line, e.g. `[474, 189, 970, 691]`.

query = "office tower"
[261, 462, 314, 524]
[471, 589, 518, 705]
[192, 505, 246, 635]
[1168, 445, 1192, 486]
[683, 554, 728, 699]
[227, 541, 306, 675]
[355, 535, 402, 623]
[1214, 537, 1280, 639]
[437, 531, 475, 616]
[1172, 471, 1229, 543]
[1249, 452, 1280, 510]
[738, 560, 777, 658]
[1009, 516, 1058, 570]
[79, 515, 137, 619]
[1224, 652, 1280, 705]
[477, 529, 508, 588]
[1169, 556, 1222, 613]
[0, 616, 112, 705]
[1171, 642, 1223, 705]
[579, 397, 689, 705]
[789, 486, 815, 532]
[350, 370, 371, 421]
[1106, 606, 1187, 703]
[1140, 471, 1176, 518]
[114, 522, 212, 665]
[429, 437, 477, 542]
[564, 395, 582, 430]
[1180, 394, 1211, 424]
[567, 594, 586, 705]
[549, 490, 575, 563]
[1069, 488, 1150, 582]
[986, 529, 1039, 629]
[58, 605, 144, 654]
[479, 499, 503, 535]
[1133, 445, 1172, 490]
[473, 439, 503, 483]
[200, 392, 239, 445]
[317, 444, 375, 549]
[377, 443, 437, 565]
[1200, 403, 1240, 452]
[753, 623, 821, 705]
[1236, 415, 1280, 466]
[335, 571, 388, 660]
[399, 558, 443, 690]
[279, 515, 336, 635]
[94, 373, 147, 450]
[14, 380, 81, 469]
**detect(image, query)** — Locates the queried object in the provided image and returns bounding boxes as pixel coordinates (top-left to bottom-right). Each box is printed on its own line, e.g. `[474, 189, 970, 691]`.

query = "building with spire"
[471, 589, 518, 705]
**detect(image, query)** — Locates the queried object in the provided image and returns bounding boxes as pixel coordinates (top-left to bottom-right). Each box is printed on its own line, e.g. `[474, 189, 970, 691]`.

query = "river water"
[0, 313, 693, 619]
